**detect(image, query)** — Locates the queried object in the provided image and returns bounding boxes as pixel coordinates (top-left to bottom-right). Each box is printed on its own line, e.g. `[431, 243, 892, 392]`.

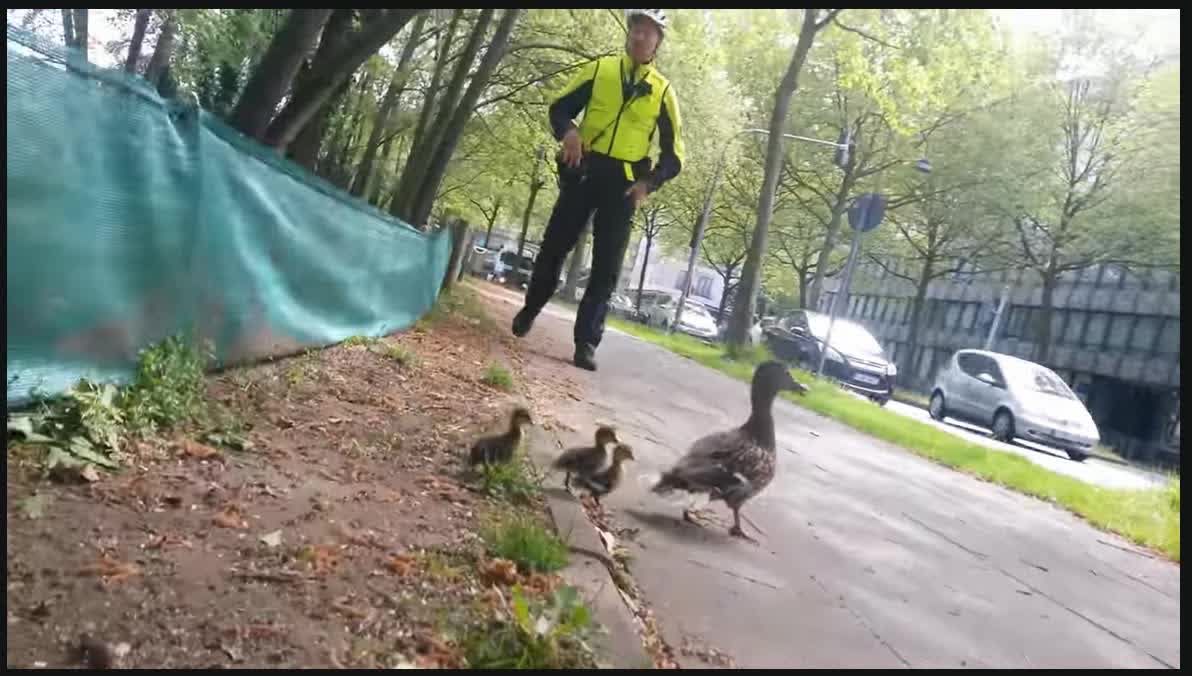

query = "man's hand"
[625, 180, 650, 208]
[561, 129, 583, 168]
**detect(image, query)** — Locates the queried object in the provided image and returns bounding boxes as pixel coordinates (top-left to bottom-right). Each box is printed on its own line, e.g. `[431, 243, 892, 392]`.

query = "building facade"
[819, 260, 1180, 467]
[620, 236, 728, 314]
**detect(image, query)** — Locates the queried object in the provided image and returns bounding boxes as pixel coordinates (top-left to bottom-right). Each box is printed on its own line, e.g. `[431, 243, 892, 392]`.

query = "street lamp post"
[671, 128, 850, 336]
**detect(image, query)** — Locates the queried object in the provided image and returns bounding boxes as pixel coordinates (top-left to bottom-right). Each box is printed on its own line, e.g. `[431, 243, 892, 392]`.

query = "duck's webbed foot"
[729, 510, 759, 544]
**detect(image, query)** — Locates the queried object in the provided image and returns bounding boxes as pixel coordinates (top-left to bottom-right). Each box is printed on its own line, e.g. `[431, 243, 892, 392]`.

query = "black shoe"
[573, 344, 598, 371]
[512, 309, 534, 338]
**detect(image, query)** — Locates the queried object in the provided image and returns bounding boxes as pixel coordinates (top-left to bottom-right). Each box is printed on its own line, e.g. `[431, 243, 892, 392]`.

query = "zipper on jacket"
[605, 60, 637, 157]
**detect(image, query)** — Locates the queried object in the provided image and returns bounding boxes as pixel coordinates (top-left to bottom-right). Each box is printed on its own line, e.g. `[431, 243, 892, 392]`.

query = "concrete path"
[476, 282, 1180, 669]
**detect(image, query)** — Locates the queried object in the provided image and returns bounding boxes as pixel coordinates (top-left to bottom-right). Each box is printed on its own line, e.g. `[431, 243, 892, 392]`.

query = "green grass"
[891, 389, 931, 409]
[380, 343, 416, 366]
[482, 515, 570, 574]
[462, 585, 597, 669]
[422, 286, 498, 332]
[482, 361, 515, 391]
[606, 317, 1181, 562]
[341, 334, 378, 347]
[479, 458, 541, 504]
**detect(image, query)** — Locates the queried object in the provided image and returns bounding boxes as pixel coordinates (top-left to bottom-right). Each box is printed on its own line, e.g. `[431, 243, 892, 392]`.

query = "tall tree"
[405, 9, 524, 228]
[633, 205, 672, 311]
[229, 9, 333, 140]
[262, 9, 423, 151]
[988, 16, 1179, 363]
[123, 9, 151, 73]
[143, 10, 178, 87]
[725, 8, 841, 348]
[350, 13, 428, 197]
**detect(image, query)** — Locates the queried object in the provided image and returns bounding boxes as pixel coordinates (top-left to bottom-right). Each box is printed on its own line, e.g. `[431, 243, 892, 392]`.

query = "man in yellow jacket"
[512, 9, 685, 371]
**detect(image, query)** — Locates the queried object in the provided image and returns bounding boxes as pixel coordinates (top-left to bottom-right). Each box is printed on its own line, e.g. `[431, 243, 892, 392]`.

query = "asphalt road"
[475, 283, 1181, 669]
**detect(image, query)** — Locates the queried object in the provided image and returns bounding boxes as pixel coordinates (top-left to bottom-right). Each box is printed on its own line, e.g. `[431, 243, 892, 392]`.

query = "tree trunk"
[71, 9, 88, 60]
[144, 11, 178, 88]
[406, 9, 522, 227]
[482, 200, 503, 247]
[636, 234, 654, 312]
[726, 9, 821, 348]
[291, 80, 350, 170]
[716, 269, 736, 322]
[262, 10, 421, 151]
[389, 12, 460, 219]
[124, 9, 151, 73]
[517, 178, 543, 261]
[419, 10, 494, 170]
[351, 13, 426, 198]
[230, 9, 333, 141]
[61, 9, 75, 49]
[1033, 265, 1058, 364]
[903, 260, 934, 384]
[331, 69, 374, 187]
[285, 10, 355, 169]
[564, 216, 593, 300]
[807, 179, 854, 310]
[441, 219, 471, 294]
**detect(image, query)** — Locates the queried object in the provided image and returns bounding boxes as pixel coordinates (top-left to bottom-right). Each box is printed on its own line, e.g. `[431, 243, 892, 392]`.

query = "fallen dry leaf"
[522, 572, 561, 595]
[177, 439, 221, 460]
[331, 596, 371, 619]
[145, 534, 194, 551]
[335, 524, 380, 548]
[386, 553, 417, 577]
[213, 505, 247, 529]
[299, 545, 341, 575]
[480, 558, 518, 587]
[79, 554, 142, 583]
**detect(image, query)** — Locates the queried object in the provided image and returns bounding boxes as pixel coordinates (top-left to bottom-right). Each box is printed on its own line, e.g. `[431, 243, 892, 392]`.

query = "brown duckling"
[552, 425, 619, 490]
[574, 443, 635, 505]
[469, 406, 533, 467]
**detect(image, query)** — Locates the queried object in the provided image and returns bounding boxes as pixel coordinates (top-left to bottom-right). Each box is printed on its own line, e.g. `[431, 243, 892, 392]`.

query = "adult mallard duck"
[469, 406, 533, 467]
[652, 361, 807, 541]
[552, 425, 619, 489]
[574, 443, 635, 506]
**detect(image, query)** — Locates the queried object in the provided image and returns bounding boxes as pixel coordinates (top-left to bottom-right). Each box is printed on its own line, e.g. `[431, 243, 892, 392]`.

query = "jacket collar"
[619, 52, 655, 82]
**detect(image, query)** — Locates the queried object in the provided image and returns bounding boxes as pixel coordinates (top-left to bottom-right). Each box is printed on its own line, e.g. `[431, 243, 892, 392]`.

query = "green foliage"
[482, 362, 515, 391]
[121, 335, 212, 434]
[482, 515, 570, 574]
[479, 458, 541, 504]
[463, 585, 597, 669]
[381, 343, 416, 366]
[7, 334, 213, 475]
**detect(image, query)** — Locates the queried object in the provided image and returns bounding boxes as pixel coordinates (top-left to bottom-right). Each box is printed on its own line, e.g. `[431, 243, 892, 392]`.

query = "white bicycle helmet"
[624, 9, 668, 33]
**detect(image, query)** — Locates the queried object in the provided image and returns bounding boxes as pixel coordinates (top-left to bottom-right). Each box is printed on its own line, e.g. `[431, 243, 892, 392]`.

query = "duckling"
[574, 443, 635, 505]
[552, 425, 619, 490]
[469, 406, 533, 467]
[652, 361, 807, 542]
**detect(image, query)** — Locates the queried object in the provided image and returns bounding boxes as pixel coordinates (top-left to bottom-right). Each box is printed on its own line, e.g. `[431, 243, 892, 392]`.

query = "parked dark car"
[765, 310, 897, 405]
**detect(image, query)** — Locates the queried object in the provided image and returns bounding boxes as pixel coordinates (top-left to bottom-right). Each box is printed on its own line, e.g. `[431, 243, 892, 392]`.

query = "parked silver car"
[928, 349, 1100, 462]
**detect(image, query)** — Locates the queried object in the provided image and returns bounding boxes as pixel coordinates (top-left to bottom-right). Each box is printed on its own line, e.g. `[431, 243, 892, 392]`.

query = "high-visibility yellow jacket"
[549, 53, 684, 192]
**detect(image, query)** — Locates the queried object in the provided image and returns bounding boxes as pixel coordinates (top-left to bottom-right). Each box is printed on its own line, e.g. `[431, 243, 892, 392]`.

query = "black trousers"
[522, 155, 636, 348]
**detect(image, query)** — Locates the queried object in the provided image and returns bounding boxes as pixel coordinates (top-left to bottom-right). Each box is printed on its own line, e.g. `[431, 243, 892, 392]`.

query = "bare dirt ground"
[5, 292, 597, 669]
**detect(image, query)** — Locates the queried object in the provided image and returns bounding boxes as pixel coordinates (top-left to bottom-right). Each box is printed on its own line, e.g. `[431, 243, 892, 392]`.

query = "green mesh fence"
[6, 25, 451, 406]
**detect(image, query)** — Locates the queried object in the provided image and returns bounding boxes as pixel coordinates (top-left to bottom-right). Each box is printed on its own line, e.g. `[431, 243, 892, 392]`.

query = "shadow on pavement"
[622, 507, 739, 547]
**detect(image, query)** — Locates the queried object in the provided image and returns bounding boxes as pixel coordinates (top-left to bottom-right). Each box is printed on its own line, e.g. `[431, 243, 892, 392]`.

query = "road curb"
[525, 426, 654, 670]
